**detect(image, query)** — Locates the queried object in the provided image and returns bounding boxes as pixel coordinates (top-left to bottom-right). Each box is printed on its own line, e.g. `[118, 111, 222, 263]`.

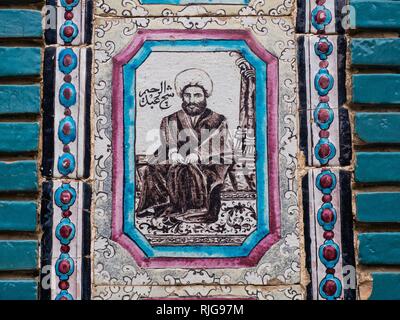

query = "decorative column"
[298, 0, 356, 300]
[41, 0, 93, 300]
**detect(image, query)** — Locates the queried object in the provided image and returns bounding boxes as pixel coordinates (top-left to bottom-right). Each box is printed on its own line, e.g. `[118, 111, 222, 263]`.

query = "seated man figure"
[137, 68, 234, 223]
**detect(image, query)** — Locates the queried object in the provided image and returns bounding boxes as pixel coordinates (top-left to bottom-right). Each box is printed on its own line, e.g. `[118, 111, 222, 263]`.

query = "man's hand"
[170, 152, 185, 165]
[185, 153, 199, 164]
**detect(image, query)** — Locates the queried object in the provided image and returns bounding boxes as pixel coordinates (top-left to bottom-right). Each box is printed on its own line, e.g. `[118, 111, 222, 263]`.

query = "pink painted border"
[112, 29, 280, 268]
[145, 296, 256, 300]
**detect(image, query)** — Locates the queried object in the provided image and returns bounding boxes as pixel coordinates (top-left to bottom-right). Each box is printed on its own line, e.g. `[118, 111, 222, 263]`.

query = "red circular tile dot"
[316, 10, 327, 24]
[60, 225, 72, 239]
[321, 208, 334, 223]
[322, 194, 332, 203]
[323, 280, 337, 296]
[318, 41, 329, 53]
[62, 158, 71, 169]
[62, 122, 71, 135]
[323, 231, 334, 240]
[320, 174, 333, 188]
[326, 268, 335, 274]
[318, 143, 331, 158]
[64, 88, 72, 100]
[319, 75, 330, 89]
[60, 245, 70, 253]
[58, 260, 71, 274]
[64, 11, 74, 20]
[318, 108, 330, 123]
[323, 245, 338, 261]
[63, 55, 72, 67]
[64, 75, 72, 83]
[59, 281, 70, 290]
[62, 210, 72, 218]
[60, 190, 72, 204]
[319, 96, 330, 103]
[63, 26, 74, 38]
[319, 130, 330, 138]
[319, 61, 329, 68]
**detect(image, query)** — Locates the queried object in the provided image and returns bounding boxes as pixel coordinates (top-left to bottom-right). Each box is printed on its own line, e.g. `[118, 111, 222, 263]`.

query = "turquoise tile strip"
[355, 113, 400, 143]
[0, 123, 39, 153]
[352, 38, 400, 66]
[357, 192, 400, 222]
[0, 201, 37, 231]
[0, 85, 40, 114]
[353, 75, 400, 104]
[359, 233, 400, 265]
[369, 273, 400, 300]
[350, 0, 400, 30]
[0, 10, 42, 38]
[355, 152, 400, 183]
[0, 4, 44, 303]
[0, 161, 38, 192]
[0, 280, 37, 300]
[0, 241, 38, 271]
[0, 47, 41, 77]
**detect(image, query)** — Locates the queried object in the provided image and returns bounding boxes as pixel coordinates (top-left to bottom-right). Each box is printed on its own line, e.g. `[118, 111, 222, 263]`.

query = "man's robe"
[137, 108, 234, 222]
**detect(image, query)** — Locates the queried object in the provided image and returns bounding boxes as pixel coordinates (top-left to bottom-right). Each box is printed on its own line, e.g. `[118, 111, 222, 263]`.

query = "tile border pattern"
[299, 0, 356, 300]
[111, 29, 281, 267]
[41, 0, 93, 300]
[0, 6, 42, 300]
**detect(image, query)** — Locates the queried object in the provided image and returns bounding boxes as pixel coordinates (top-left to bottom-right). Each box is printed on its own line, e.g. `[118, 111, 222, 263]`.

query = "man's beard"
[182, 100, 207, 117]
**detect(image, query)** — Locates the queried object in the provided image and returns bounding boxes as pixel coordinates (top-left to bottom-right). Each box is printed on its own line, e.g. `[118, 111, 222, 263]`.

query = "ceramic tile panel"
[350, 6, 400, 297]
[297, 34, 350, 167]
[46, 0, 93, 45]
[0, 0, 378, 301]
[41, 0, 93, 301]
[303, 169, 355, 300]
[297, 0, 346, 34]
[95, 0, 294, 18]
[0, 5, 43, 301]
[92, 284, 304, 300]
[42, 47, 92, 179]
[297, 0, 355, 301]
[40, 180, 91, 300]
[92, 16, 300, 293]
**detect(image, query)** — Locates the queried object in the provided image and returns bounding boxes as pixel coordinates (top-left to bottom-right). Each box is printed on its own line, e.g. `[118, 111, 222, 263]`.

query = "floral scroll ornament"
[268, 0, 294, 15]
[237, 0, 268, 34]
[96, 0, 117, 14]
[121, 2, 150, 30]
[162, 6, 227, 29]
[92, 15, 300, 294]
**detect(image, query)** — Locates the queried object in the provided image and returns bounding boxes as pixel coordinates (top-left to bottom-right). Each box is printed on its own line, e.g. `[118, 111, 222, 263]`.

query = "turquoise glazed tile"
[0, 47, 41, 77]
[357, 193, 400, 222]
[0, 10, 42, 38]
[355, 152, 400, 183]
[355, 113, 400, 143]
[369, 273, 400, 300]
[0, 85, 40, 114]
[352, 38, 400, 66]
[0, 161, 38, 192]
[0, 123, 39, 153]
[359, 233, 400, 265]
[0, 240, 38, 271]
[0, 201, 37, 232]
[353, 75, 400, 105]
[0, 280, 37, 300]
[350, 0, 400, 30]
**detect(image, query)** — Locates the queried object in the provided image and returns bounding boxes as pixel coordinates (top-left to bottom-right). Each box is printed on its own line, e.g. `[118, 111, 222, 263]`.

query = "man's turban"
[174, 68, 213, 97]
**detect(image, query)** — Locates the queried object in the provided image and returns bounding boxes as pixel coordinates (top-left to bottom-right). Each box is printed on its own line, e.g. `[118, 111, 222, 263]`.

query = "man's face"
[181, 86, 207, 116]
